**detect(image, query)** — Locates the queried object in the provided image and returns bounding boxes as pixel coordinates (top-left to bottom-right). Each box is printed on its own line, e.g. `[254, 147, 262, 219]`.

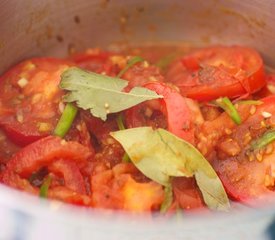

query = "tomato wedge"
[3, 136, 92, 178]
[1, 136, 92, 204]
[91, 163, 164, 211]
[166, 46, 266, 101]
[48, 159, 86, 194]
[145, 82, 195, 143]
[172, 177, 204, 210]
[125, 82, 195, 144]
[70, 50, 120, 76]
[0, 58, 74, 146]
[213, 96, 275, 202]
[48, 186, 92, 206]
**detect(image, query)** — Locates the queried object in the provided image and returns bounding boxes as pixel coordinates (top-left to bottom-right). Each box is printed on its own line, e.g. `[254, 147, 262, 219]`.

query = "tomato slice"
[166, 46, 266, 101]
[4, 136, 93, 178]
[91, 163, 164, 211]
[0, 58, 74, 146]
[172, 177, 204, 210]
[122, 63, 164, 89]
[126, 82, 195, 144]
[1, 136, 93, 204]
[213, 96, 275, 202]
[70, 50, 120, 76]
[48, 186, 92, 206]
[48, 159, 86, 194]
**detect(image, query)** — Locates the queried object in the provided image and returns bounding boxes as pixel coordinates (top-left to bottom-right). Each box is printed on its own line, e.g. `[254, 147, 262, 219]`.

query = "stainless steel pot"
[0, 1, 275, 239]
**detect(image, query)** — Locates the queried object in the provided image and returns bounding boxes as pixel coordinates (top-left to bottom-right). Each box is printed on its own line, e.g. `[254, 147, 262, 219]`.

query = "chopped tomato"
[0, 136, 93, 205]
[121, 63, 164, 89]
[166, 46, 266, 101]
[0, 58, 74, 146]
[48, 159, 86, 194]
[81, 111, 119, 143]
[3, 136, 93, 178]
[91, 163, 164, 211]
[126, 82, 195, 144]
[213, 96, 275, 201]
[172, 177, 204, 210]
[70, 50, 121, 76]
[197, 103, 252, 157]
[48, 186, 92, 206]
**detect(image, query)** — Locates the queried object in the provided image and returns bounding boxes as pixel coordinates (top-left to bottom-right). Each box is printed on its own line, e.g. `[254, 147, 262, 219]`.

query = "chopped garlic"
[16, 112, 24, 123]
[262, 111, 272, 118]
[58, 102, 65, 113]
[37, 122, 52, 132]
[143, 61, 149, 68]
[17, 78, 29, 88]
[23, 62, 36, 71]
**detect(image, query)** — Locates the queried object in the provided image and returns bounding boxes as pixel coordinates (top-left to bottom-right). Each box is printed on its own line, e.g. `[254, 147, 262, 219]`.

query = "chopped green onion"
[155, 53, 176, 70]
[122, 153, 130, 163]
[54, 103, 78, 138]
[251, 129, 275, 150]
[116, 114, 130, 162]
[215, 97, 241, 125]
[39, 176, 52, 198]
[117, 56, 144, 78]
[116, 113, 126, 130]
[238, 100, 263, 105]
[160, 184, 173, 213]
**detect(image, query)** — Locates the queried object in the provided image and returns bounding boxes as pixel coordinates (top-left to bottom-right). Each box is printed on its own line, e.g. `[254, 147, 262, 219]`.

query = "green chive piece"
[122, 153, 130, 163]
[155, 53, 176, 70]
[39, 176, 52, 198]
[117, 56, 144, 78]
[54, 103, 78, 138]
[160, 184, 173, 213]
[238, 100, 263, 105]
[215, 97, 241, 125]
[116, 113, 126, 130]
[251, 130, 275, 150]
[116, 114, 130, 162]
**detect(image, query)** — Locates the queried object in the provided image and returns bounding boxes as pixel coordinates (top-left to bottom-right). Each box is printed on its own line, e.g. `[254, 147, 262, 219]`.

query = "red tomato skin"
[48, 186, 92, 206]
[70, 51, 119, 76]
[125, 82, 194, 144]
[166, 46, 266, 101]
[2, 124, 48, 146]
[0, 58, 74, 146]
[213, 96, 275, 202]
[4, 136, 93, 178]
[48, 159, 86, 194]
[172, 177, 204, 210]
[144, 82, 194, 144]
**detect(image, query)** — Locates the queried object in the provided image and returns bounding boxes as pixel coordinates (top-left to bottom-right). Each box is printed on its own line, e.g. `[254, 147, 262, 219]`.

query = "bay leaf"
[60, 67, 162, 121]
[111, 127, 230, 211]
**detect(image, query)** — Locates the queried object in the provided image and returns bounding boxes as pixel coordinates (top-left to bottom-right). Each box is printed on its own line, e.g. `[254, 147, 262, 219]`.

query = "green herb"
[39, 176, 52, 198]
[160, 184, 173, 213]
[54, 103, 78, 138]
[111, 127, 230, 211]
[238, 100, 263, 105]
[155, 53, 176, 70]
[215, 97, 241, 125]
[122, 153, 130, 163]
[117, 56, 144, 78]
[116, 113, 130, 162]
[116, 113, 126, 130]
[251, 129, 275, 150]
[60, 67, 162, 121]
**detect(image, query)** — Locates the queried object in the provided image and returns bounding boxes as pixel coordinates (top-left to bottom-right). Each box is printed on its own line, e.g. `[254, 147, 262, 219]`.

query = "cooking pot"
[0, 0, 275, 239]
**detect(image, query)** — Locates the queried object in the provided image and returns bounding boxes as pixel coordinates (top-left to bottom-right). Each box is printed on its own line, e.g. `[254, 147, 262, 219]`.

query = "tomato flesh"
[213, 96, 275, 201]
[0, 58, 73, 146]
[4, 136, 93, 178]
[166, 46, 266, 101]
